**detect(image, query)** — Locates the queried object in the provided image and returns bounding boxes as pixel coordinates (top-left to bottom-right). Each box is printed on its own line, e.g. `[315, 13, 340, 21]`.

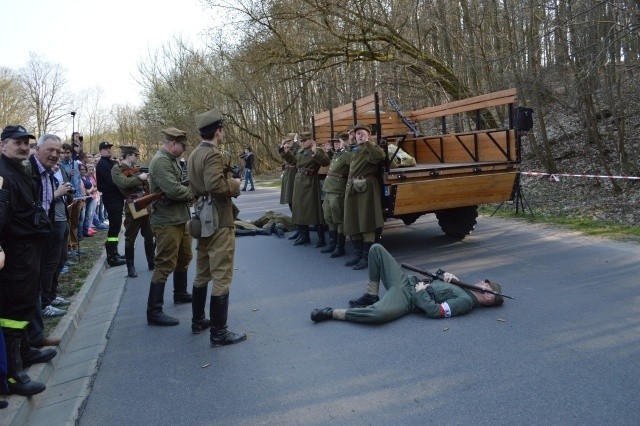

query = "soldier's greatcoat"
[343, 141, 385, 236]
[282, 146, 329, 225]
[279, 142, 299, 205]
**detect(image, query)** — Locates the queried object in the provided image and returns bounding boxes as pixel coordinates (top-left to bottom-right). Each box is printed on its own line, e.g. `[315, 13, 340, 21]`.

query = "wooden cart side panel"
[407, 88, 517, 121]
[399, 130, 516, 163]
[391, 173, 517, 215]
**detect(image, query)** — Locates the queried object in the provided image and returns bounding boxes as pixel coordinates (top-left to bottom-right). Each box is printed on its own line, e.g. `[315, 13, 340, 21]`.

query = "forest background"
[1, 0, 639, 228]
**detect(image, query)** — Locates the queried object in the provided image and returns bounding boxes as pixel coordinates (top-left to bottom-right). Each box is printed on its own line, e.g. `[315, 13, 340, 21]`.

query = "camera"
[78, 136, 84, 142]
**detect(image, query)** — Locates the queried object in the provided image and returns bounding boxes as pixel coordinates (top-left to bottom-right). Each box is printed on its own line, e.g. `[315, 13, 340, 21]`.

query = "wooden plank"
[391, 172, 517, 214]
[408, 88, 517, 121]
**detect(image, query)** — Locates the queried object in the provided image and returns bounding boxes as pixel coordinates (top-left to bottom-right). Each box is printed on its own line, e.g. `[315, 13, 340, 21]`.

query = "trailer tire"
[436, 206, 478, 239]
[399, 213, 422, 225]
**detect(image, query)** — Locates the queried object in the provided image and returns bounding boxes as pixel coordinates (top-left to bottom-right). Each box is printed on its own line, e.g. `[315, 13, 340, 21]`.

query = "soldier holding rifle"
[311, 243, 506, 324]
[145, 128, 194, 326]
[111, 145, 155, 278]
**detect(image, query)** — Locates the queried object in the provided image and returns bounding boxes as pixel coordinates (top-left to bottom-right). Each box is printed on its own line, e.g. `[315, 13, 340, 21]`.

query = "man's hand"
[415, 281, 430, 292]
[443, 272, 459, 283]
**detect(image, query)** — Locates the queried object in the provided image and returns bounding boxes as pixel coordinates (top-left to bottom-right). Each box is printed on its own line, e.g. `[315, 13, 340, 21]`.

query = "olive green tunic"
[279, 142, 299, 205]
[343, 142, 385, 236]
[322, 149, 352, 231]
[148, 149, 193, 226]
[282, 146, 330, 225]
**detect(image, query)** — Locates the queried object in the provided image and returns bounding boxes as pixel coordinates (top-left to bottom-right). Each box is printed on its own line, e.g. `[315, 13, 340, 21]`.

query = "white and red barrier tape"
[521, 171, 640, 181]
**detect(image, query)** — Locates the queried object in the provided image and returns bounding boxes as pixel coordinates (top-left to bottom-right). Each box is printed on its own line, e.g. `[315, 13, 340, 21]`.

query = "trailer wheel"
[436, 206, 478, 239]
[399, 213, 422, 225]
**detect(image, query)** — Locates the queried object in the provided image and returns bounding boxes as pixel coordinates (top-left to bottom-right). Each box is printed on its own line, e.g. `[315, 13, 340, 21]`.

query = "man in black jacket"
[0, 125, 54, 397]
[95, 141, 126, 267]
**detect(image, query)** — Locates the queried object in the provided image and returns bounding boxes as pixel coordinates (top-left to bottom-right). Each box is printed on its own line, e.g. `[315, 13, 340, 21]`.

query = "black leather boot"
[348, 293, 380, 307]
[293, 225, 310, 246]
[353, 242, 372, 270]
[1, 330, 46, 396]
[330, 233, 346, 258]
[314, 224, 326, 248]
[21, 333, 56, 367]
[144, 238, 155, 270]
[191, 286, 210, 334]
[147, 282, 179, 326]
[345, 239, 363, 267]
[173, 270, 192, 304]
[125, 246, 137, 278]
[321, 230, 337, 253]
[210, 295, 246, 347]
[310, 307, 334, 322]
[287, 227, 300, 240]
[105, 241, 126, 267]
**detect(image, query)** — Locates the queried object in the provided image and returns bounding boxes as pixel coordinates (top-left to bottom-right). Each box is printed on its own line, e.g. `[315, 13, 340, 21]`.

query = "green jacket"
[282, 147, 330, 225]
[323, 149, 352, 194]
[279, 142, 299, 205]
[187, 142, 239, 228]
[111, 164, 146, 198]
[148, 149, 193, 225]
[411, 281, 479, 318]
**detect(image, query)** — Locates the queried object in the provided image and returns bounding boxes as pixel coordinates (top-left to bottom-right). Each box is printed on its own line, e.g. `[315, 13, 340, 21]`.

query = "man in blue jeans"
[241, 146, 255, 191]
[311, 244, 504, 324]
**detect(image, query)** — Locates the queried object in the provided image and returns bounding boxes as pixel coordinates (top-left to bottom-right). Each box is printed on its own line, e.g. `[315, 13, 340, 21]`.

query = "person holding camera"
[111, 145, 155, 278]
[240, 146, 255, 191]
[59, 143, 85, 258]
[0, 125, 54, 397]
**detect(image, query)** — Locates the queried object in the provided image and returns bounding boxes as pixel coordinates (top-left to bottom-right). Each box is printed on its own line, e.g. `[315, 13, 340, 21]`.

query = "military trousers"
[194, 226, 235, 296]
[322, 191, 345, 233]
[150, 223, 192, 283]
[344, 244, 417, 324]
[124, 212, 154, 248]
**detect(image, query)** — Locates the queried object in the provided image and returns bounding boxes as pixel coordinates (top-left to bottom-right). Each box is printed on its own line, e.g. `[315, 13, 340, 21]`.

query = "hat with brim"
[99, 141, 114, 150]
[162, 127, 188, 144]
[1, 125, 35, 141]
[120, 145, 140, 156]
[299, 132, 313, 141]
[352, 122, 371, 133]
[195, 109, 224, 134]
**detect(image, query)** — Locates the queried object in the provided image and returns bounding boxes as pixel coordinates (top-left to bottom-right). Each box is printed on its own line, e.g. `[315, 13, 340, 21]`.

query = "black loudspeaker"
[515, 107, 534, 131]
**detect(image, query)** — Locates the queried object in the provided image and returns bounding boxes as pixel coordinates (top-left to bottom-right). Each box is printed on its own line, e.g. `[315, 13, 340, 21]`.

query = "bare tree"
[0, 67, 30, 127]
[19, 52, 71, 135]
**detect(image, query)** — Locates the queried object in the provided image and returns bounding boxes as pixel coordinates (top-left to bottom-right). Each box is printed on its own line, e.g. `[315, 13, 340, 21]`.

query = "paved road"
[76, 188, 639, 425]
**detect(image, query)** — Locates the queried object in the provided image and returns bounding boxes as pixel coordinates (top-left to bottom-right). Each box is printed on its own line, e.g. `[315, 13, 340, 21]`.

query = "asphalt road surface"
[78, 188, 640, 425]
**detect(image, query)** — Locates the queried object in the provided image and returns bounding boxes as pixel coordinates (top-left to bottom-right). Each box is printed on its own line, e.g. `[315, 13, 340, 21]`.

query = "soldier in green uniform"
[146, 127, 194, 326]
[188, 109, 246, 347]
[281, 132, 330, 246]
[310, 243, 504, 324]
[279, 134, 300, 240]
[320, 132, 351, 257]
[111, 145, 155, 278]
[343, 123, 385, 270]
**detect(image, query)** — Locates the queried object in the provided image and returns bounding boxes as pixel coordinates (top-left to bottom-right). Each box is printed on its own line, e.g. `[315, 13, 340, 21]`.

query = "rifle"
[388, 98, 422, 137]
[132, 179, 190, 211]
[400, 263, 514, 299]
[122, 166, 149, 177]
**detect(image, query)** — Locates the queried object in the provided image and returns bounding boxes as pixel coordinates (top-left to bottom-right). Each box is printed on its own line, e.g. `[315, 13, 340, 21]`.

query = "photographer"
[240, 146, 255, 191]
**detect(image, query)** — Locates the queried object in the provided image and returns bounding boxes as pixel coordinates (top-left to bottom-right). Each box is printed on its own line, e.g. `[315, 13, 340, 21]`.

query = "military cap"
[487, 280, 504, 306]
[162, 127, 188, 143]
[120, 145, 140, 156]
[1, 125, 35, 141]
[195, 109, 224, 133]
[352, 122, 371, 133]
[298, 132, 313, 141]
[337, 131, 349, 140]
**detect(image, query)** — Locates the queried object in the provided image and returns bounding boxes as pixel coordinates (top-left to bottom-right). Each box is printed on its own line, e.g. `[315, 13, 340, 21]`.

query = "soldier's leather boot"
[348, 293, 380, 308]
[293, 225, 310, 246]
[321, 230, 337, 253]
[353, 242, 372, 270]
[288, 227, 300, 240]
[314, 224, 326, 248]
[330, 233, 346, 258]
[21, 332, 56, 367]
[1, 330, 46, 396]
[125, 246, 137, 278]
[147, 282, 179, 326]
[310, 307, 334, 323]
[210, 295, 247, 347]
[345, 239, 363, 267]
[144, 238, 155, 270]
[191, 285, 211, 334]
[105, 241, 126, 267]
[173, 270, 192, 304]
